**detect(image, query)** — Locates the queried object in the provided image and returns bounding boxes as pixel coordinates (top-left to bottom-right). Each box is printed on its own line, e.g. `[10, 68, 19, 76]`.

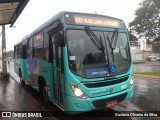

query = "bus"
[14, 11, 134, 113]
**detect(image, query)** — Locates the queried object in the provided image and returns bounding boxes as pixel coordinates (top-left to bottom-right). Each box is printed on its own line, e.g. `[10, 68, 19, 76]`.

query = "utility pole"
[2, 25, 7, 74]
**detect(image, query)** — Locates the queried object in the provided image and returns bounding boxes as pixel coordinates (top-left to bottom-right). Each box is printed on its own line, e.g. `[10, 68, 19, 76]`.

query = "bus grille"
[84, 76, 129, 88]
[92, 92, 127, 108]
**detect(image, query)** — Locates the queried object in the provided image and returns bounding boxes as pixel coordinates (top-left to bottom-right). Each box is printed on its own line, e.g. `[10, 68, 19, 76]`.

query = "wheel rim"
[43, 86, 48, 100]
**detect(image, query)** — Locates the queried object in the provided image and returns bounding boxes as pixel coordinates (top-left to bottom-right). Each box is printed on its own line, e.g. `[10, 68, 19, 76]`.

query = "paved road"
[0, 62, 159, 120]
[133, 61, 160, 72]
[115, 76, 160, 120]
[0, 62, 56, 120]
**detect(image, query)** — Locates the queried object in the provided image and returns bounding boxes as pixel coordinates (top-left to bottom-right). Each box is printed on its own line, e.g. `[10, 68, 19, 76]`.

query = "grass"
[133, 61, 146, 64]
[135, 72, 160, 77]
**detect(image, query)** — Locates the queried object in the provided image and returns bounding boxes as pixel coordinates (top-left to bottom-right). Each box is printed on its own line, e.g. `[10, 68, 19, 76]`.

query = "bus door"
[49, 33, 63, 106]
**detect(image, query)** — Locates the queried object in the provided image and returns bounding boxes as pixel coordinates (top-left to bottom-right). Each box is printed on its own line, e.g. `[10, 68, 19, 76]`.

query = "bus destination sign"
[74, 16, 119, 27]
[64, 13, 124, 28]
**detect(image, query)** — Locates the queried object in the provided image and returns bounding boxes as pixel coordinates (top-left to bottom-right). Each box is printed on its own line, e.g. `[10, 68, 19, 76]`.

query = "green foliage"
[135, 72, 160, 77]
[1, 72, 10, 80]
[129, 30, 138, 46]
[129, 0, 160, 43]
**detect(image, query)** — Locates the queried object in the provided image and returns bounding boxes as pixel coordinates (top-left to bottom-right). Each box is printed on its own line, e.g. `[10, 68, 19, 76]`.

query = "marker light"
[129, 78, 134, 88]
[69, 83, 87, 99]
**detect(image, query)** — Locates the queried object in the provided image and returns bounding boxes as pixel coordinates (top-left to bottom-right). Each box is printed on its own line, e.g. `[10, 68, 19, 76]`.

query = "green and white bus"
[14, 11, 134, 113]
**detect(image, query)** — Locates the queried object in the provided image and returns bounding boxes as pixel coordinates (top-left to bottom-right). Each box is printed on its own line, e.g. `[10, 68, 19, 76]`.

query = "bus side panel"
[21, 59, 28, 81]
[14, 58, 21, 76]
[37, 60, 54, 100]
[26, 59, 54, 99]
[26, 59, 39, 87]
[14, 59, 28, 81]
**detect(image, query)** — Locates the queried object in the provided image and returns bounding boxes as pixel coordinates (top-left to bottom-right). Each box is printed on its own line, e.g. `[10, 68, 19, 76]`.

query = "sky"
[0, 0, 142, 51]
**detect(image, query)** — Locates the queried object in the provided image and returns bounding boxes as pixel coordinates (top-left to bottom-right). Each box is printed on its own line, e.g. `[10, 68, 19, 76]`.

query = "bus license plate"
[106, 100, 118, 108]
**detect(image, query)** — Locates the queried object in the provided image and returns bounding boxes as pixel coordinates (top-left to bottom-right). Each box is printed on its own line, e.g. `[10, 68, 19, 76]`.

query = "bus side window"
[22, 45, 27, 59]
[50, 34, 59, 67]
[33, 32, 44, 59]
[14, 46, 16, 59]
[52, 32, 63, 72]
[52, 35, 56, 66]
[27, 38, 33, 59]
[48, 35, 53, 63]
[43, 29, 49, 61]
[17, 43, 22, 59]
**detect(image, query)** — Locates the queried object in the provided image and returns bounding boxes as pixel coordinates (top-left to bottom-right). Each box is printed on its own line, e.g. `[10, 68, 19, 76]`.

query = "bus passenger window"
[22, 45, 27, 59]
[27, 38, 33, 59]
[34, 46, 45, 59]
[33, 32, 45, 59]
[17, 43, 22, 58]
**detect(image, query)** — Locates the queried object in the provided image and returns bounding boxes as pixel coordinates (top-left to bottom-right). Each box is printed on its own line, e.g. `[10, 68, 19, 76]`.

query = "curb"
[134, 74, 160, 80]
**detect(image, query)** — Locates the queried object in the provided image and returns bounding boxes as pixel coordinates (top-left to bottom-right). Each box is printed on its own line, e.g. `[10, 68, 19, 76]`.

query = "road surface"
[0, 61, 159, 120]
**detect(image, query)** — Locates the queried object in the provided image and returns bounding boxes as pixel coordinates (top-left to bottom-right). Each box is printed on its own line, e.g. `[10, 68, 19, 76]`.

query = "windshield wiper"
[84, 26, 105, 51]
[112, 28, 119, 48]
[106, 28, 119, 62]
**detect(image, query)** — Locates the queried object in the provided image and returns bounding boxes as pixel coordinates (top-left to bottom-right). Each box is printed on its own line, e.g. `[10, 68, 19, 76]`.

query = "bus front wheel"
[39, 80, 49, 102]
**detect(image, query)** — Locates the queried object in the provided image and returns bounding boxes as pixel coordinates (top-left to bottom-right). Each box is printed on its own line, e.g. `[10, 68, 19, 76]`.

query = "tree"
[129, 30, 139, 46]
[129, 0, 160, 43]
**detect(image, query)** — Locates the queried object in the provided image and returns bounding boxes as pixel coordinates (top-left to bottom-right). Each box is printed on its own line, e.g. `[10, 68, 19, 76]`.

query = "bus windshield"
[67, 29, 130, 78]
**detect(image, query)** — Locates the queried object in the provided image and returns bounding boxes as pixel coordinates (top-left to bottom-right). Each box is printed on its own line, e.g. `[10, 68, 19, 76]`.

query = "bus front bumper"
[64, 86, 134, 113]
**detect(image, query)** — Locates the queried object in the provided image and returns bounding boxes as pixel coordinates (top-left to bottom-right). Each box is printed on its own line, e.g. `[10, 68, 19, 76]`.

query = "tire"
[19, 70, 24, 85]
[39, 81, 49, 102]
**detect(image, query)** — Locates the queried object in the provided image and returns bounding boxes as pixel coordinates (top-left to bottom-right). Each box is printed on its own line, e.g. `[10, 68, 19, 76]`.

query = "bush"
[0, 72, 10, 80]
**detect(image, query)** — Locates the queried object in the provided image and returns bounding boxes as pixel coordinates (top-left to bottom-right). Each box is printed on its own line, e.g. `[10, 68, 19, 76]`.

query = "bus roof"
[15, 11, 126, 45]
[15, 11, 64, 45]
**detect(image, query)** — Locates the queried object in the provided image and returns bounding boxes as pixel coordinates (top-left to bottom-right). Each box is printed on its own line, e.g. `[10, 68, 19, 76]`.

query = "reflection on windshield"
[67, 30, 130, 78]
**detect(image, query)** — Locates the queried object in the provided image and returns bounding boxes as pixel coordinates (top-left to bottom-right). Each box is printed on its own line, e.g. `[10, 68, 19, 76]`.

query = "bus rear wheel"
[19, 70, 24, 84]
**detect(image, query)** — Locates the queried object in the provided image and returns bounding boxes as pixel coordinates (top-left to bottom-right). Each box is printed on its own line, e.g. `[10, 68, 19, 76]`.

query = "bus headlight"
[69, 83, 87, 99]
[129, 78, 134, 88]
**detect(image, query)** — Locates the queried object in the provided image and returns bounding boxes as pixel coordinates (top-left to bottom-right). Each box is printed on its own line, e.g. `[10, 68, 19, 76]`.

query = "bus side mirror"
[55, 31, 65, 47]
